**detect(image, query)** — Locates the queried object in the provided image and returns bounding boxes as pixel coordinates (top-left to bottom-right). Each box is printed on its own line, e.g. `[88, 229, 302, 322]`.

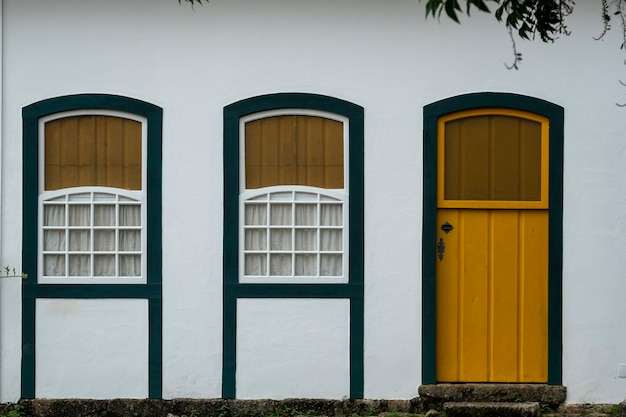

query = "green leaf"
[423, 0, 442, 18]
[444, 0, 462, 23]
[468, 0, 491, 15]
[495, 6, 504, 21]
[424, 0, 440, 18]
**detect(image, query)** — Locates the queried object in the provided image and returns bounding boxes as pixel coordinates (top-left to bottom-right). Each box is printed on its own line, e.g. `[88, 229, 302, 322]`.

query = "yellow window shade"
[45, 115, 142, 190]
[245, 115, 344, 189]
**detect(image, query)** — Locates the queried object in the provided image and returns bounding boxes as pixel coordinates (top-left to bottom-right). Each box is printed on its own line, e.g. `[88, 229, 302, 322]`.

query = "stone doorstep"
[418, 384, 567, 408]
[444, 402, 541, 417]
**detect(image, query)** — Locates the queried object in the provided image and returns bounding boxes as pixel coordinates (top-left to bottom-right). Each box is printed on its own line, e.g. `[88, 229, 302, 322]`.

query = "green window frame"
[223, 93, 364, 398]
[22, 94, 163, 398]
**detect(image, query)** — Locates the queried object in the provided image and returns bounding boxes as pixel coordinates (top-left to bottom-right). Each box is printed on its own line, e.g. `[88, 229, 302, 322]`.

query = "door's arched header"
[423, 92, 564, 120]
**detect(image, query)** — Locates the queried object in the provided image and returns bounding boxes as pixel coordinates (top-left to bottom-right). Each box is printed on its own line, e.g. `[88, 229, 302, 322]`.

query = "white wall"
[1, 0, 625, 404]
[237, 299, 350, 399]
[36, 299, 149, 399]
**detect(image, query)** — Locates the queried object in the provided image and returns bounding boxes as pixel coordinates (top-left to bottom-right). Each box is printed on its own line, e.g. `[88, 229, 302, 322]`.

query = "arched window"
[39, 112, 147, 283]
[240, 110, 349, 283]
[22, 94, 163, 398]
[223, 93, 364, 398]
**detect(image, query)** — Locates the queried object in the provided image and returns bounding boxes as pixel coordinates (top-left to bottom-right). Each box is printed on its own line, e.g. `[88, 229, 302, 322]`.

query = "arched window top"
[241, 110, 347, 190]
[225, 93, 362, 195]
[41, 112, 145, 191]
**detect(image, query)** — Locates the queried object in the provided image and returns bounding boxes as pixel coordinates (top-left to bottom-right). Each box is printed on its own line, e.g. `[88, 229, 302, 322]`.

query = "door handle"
[441, 222, 454, 234]
[437, 237, 445, 261]
[438, 222, 453, 261]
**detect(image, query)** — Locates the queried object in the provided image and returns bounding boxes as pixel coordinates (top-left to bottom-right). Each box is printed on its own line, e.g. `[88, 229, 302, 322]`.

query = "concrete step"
[419, 384, 566, 409]
[444, 402, 541, 417]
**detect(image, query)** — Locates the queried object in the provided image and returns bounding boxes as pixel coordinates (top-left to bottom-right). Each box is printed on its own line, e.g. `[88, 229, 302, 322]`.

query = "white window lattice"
[41, 191, 143, 280]
[241, 189, 347, 282]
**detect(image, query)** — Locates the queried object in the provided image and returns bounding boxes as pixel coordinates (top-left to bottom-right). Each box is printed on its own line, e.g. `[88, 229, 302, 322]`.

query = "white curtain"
[43, 200, 141, 278]
[68, 205, 91, 276]
[319, 203, 342, 276]
[244, 204, 267, 275]
[243, 198, 343, 278]
[43, 205, 66, 276]
[294, 204, 317, 276]
[118, 205, 141, 276]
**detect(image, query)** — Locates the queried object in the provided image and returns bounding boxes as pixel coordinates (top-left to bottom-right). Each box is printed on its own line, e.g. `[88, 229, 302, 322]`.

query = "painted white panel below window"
[35, 299, 149, 399]
[236, 298, 350, 399]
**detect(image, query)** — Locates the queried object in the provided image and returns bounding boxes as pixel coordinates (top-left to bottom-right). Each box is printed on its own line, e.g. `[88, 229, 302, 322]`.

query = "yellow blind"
[443, 115, 542, 201]
[45, 115, 142, 190]
[245, 115, 344, 189]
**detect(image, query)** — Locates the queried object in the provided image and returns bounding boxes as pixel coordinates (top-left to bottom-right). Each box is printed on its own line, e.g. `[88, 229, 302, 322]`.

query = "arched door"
[435, 109, 549, 382]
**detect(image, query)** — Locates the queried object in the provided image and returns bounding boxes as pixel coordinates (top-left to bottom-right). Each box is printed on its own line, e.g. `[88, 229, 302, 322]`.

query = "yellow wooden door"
[435, 109, 549, 382]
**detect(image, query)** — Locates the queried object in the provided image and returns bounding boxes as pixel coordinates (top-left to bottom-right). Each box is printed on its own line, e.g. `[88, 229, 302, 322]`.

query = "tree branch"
[504, 26, 522, 70]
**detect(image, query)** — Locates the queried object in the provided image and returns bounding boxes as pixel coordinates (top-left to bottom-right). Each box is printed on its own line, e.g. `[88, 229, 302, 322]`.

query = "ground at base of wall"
[0, 399, 624, 417]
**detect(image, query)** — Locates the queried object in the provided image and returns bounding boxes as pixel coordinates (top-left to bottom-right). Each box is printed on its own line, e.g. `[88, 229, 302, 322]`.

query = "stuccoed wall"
[1, 0, 625, 404]
[35, 299, 149, 399]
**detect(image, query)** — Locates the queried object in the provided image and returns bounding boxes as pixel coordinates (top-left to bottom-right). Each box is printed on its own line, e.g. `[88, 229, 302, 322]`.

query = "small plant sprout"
[1, 266, 27, 279]
[0, 404, 25, 417]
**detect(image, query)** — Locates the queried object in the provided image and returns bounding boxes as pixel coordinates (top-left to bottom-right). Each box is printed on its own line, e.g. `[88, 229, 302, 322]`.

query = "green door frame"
[421, 92, 564, 385]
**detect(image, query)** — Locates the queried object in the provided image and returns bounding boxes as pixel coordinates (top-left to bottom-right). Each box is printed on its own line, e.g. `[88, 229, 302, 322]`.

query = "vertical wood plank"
[443, 120, 461, 200]
[459, 210, 489, 381]
[60, 117, 79, 189]
[305, 116, 325, 188]
[95, 116, 108, 186]
[459, 117, 490, 200]
[519, 120, 542, 201]
[44, 121, 62, 190]
[77, 116, 96, 187]
[296, 116, 308, 185]
[106, 116, 124, 188]
[324, 118, 344, 189]
[491, 116, 521, 201]
[260, 118, 279, 187]
[245, 120, 262, 189]
[520, 210, 549, 381]
[277, 116, 296, 185]
[123, 119, 142, 190]
[436, 209, 460, 381]
[490, 210, 520, 381]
